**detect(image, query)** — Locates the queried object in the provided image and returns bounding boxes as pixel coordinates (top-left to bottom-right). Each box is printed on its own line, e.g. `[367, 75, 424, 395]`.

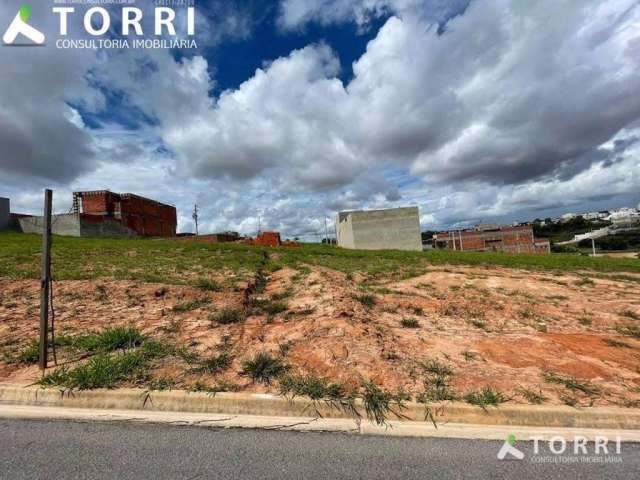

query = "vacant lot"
[1, 232, 639, 413]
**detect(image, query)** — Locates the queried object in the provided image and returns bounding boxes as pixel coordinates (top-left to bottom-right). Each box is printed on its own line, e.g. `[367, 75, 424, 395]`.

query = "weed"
[463, 386, 505, 408]
[516, 386, 547, 405]
[575, 276, 595, 287]
[620, 310, 640, 321]
[418, 359, 457, 402]
[191, 352, 232, 374]
[543, 372, 600, 396]
[361, 380, 407, 426]
[147, 377, 175, 391]
[578, 316, 593, 326]
[413, 307, 424, 316]
[15, 340, 39, 364]
[173, 298, 210, 313]
[603, 338, 631, 348]
[95, 284, 109, 301]
[469, 319, 489, 331]
[195, 278, 222, 292]
[210, 308, 246, 325]
[353, 294, 376, 308]
[460, 350, 478, 362]
[38, 351, 148, 390]
[400, 318, 420, 329]
[615, 325, 640, 339]
[241, 352, 288, 385]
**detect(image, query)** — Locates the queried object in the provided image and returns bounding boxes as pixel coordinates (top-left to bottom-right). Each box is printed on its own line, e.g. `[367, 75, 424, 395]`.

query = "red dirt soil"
[1, 264, 639, 407]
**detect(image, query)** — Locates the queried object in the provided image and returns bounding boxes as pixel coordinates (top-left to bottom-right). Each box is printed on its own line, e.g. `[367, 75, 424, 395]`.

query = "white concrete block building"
[336, 206, 422, 251]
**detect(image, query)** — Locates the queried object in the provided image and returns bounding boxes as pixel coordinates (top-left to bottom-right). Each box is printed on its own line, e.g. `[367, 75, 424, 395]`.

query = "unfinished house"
[73, 191, 177, 237]
[432, 225, 550, 254]
[336, 206, 423, 251]
[17, 191, 177, 238]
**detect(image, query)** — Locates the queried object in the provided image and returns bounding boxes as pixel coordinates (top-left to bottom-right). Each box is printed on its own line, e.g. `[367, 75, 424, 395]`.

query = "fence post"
[39, 189, 52, 371]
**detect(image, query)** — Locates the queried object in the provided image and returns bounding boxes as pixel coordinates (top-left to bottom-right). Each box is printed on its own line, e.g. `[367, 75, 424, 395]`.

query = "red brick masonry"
[74, 191, 176, 237]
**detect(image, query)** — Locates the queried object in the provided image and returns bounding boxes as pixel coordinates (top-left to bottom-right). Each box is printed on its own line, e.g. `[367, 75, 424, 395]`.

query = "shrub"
[195, 278, 222, 292]
[173, 298, 210, 313]
[38, 351, 148, 390]
[192, 352, 232, 374]
[464, 386, 505, 407]
[400, 318, 420, 328]
[353, 294, 376, 308]
[241, 352, 288, 385]
[210, 308, 246, 325]
[361, 380, 406, 425]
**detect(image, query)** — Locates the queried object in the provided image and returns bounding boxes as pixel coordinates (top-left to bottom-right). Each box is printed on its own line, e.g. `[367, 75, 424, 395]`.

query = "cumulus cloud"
[1, 0, 639, 235]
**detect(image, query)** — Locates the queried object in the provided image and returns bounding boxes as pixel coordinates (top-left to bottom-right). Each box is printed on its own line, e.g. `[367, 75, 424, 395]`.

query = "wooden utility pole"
[39, 189, 52, 371]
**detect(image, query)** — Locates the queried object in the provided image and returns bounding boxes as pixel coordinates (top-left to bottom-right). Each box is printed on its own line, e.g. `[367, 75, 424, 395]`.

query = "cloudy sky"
[0, 0, 639, 239]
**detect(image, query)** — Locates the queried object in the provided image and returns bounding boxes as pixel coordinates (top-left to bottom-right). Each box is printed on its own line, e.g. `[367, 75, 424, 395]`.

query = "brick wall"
[76, 191, 176, 237]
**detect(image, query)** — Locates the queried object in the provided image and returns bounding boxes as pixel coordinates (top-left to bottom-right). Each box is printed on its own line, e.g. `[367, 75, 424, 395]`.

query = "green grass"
[516, 386, 547, 405]
[13, 327, 145, 364]
[615, 325, 640, 339]
[172, 298, 210, 313]
[191, 352, 232, 374]
[543, 372, 600, 396]
[400, 318, 420, 328]
[37, 351, 148, 390]
[353, 293, 376, 308]
[210, 308, 246, 325]
[463, 386, 506, 407]
[195, 278, 222, 292]
[240, 352, 289, 385]
[1, 233, 639, 286]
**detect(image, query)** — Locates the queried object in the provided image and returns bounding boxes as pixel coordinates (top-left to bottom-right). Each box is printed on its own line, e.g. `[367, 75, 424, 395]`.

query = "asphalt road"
[0, 419, 637, 479]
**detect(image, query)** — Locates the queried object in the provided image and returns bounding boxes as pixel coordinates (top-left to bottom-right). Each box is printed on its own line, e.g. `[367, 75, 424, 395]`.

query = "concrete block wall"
[0, 198, 9, 231]
[337, 207, 423, 251]
[18, 214, 82, 236]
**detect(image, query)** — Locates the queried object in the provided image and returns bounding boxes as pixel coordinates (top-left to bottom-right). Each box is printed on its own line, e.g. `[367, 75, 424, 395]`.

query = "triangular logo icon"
[3, 5, 45, 45]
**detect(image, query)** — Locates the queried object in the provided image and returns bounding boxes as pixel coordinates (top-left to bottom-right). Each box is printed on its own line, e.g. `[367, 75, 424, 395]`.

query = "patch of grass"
[241, 352, 288, 385]
[38, 351, 148, 390]
[602, 338, 631, 348]
[615, 324, 640, 339]
[172, 298, 210, 313]
[15, 340, 40, 364]
[147, 377, 175, 391]
[400, 318, 420, 328]
[469, 318, 489, 331]
[460, 350, 478, 362]
[543, 372, 600, 396]
[575, 276, 595, 287]
[620, 310, 640, 321]
[191, 352, 232, 374]
[210, 308, 246, 325]
[577, 316, 593, 326]
[417, 359, 457, 402]
[463, 386, 506, 408]
[353, 293, 376, 308]
[195, 278, 222, 292]
[516, 386, 547, 405]
[361, 380, 407, 426]
[1, 233, 639, 288]
[412, 307, 424, 316]
[84, 326, 145, 352]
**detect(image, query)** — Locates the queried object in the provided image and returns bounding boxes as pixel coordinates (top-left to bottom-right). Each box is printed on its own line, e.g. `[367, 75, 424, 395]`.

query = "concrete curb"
[3, 404, 640, 441]
[1, 383, 639, 430]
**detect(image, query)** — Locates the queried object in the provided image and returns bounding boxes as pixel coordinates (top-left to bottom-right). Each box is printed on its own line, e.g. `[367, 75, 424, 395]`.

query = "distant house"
[16, 191, 177, 238]
[336, 206, 422, 251]
[433, 225, 550, 254]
